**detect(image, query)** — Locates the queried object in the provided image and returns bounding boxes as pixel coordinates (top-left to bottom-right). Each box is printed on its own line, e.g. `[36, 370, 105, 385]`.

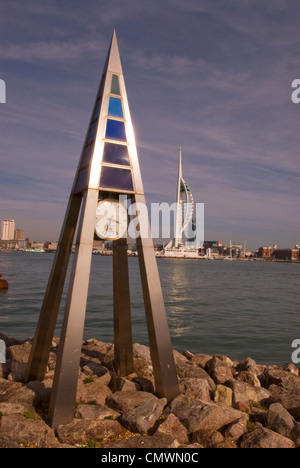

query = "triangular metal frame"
[24, 31, 179, 429]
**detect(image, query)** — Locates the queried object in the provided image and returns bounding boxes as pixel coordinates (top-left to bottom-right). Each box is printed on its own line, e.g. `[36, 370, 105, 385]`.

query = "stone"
[268, 384, 300, 422]
[0, 378, 36, 410]
[133, 343, 151, 362]
[0, 437, 21, 448]
[100, 434, 180, 448]
[192, 430, 225, 448]
[214, 385, 233, 407]
[74, 404, 120, 420]
[26, 379, 53, 409]
[236, 370, 261, 388]
[191, 353, 212, 369]
[173, 349, 188, 367]
[81, 363, 111, 386]
[227, 380, 270, 408]
[0, 402, 29, 416]
[76, 378, 112, 406]
[106, 391, 158, 413]
[168, 394, 248, 434]
[177, 363, 216, 392]
[206, 357, 233, 385]
[154, 414, 188, 445]
[236, 357, 257, 372]
[267, 403, 295, 439]
[223, 417, 248, 441]
[121, 398, 167, 433]
[0, 414, 57, 447]
[109, 375, 140, 392]
[8, 342, 32, 381]
[57, 418, 126, 446]
[240, 423, 295, 448]
[179, 377, 211, 402]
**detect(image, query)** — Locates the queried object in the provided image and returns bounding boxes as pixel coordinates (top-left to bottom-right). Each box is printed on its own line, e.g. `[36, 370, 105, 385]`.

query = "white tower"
[174, 149, 194, 248]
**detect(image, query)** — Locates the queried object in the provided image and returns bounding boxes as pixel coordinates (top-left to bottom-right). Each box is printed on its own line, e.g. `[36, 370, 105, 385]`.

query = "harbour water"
[0, 251, 299, 366]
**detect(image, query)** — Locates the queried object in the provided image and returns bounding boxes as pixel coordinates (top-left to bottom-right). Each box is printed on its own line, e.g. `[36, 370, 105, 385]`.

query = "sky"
[0, 0, 299, 249]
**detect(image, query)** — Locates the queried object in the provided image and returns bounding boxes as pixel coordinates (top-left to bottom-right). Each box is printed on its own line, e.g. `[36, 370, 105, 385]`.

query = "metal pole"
[48, 188, 98, 428]
[24, 194, 82, 383]
[113, 237, 134, 376]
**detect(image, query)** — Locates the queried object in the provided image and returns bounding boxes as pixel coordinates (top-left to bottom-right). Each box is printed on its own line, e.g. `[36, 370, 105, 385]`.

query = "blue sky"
[0, 0, 299, 249]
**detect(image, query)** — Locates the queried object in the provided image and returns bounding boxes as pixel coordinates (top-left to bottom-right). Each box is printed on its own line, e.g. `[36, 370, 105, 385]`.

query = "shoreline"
[0, 333, 299, 448]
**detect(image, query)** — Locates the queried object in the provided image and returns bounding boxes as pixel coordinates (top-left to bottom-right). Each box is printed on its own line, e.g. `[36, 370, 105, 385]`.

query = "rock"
[192, 430, 224, 448]
[214, 385, 233, 407]
[223, 417, 248, 441]
[76, 377, 112, 406]
[132, 377, 154, 393]
[191, 354, 212, 369]
[292, 422, 300, 446]
[236, 370, 261, 388]
[227, 380, 270, 408]
[8, 342, 32, 381]
[264, 367, 300, 389]
[240, 423, 295, 448]
[74, 404, 120, 420]
[26, 380, 53, 409]
[133, 343, 151, 362]
[267, 403, 295, 439]
[268, 384, 300, 422]
[213, 354, 234, 367]
[0, 402, 29, 416]
[106, 391, 158, 413]
[0, 378, 36, 410]
[0, 437, 21, 448]
[236, 358, 257, 372]
[280, 363, 299, 377]
[81, 340, 112, 362]
[154, 414, 188, 444]
[121, 398, 167, 433]
[182, 350, 195, 361]
[0, 414, 57, 447]
[57, 418, 126, 446]
[206, 357, 233, 385]
[168, 394, 248, 434]
[109, 375, 140, 392]
[179, 377, 211, 402]
[100, 434, 180, 448]
[173, 349, 188, 367]
[177, 363, 216, 392]
[81, 363, 111, 386]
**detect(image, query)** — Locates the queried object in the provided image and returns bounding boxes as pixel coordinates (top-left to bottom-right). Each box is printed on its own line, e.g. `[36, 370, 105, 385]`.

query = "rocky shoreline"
[0, 333, 299, 448]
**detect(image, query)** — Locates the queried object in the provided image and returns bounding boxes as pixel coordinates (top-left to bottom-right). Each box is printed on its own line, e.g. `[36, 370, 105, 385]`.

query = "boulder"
[236, 370, 261, 388]
[192, 430, 225, 448]
[214, 385, 233, 407]
[76, 378, 112, 406]
[0, 378, 36, 410]
[106, 391, 158, 413]
[57, 418, 126, 446]
[81, 362, 111, 386]
[206, 357, 233, 385]
[0, 414, 57, 447]
[154, 414, 188, 444]
[191, 353, 212, 369]
[121, 398, 167, 433]
[240, 423, 295, 448]
[74, 404, 120, 421]
[109, 375, 140, 392]
[168, 394, 248, 434]
[100, 434, 180, 448]
[227, 380, 270, 408]
[267, 403, 295, 439]
[179, 377, 211, 402]
[268, 384, 300, 422]
[223, 417, 248, 441]
[177, 363, 216, 392]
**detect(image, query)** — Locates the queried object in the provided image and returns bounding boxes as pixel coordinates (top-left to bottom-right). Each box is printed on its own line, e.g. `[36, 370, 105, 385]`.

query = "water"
[0, 251, 299, 365]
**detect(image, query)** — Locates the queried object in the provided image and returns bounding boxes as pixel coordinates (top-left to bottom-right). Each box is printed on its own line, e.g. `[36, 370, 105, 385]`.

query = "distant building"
[257, 246, 274, 259]
[14, 229, 25, 241]
[1, 220, 15, 241]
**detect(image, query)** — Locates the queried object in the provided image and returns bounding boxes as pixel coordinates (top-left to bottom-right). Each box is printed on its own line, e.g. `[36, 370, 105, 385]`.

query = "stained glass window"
[106, 119, 126, 142]
[100, 166, 133, 191]
[111, 74, 121, 96]
[103, 142, 130, 166]
[108, 97, 123, 118]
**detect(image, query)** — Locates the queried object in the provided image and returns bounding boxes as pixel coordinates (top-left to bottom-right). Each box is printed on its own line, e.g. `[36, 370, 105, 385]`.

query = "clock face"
[95, 199, 128, 241]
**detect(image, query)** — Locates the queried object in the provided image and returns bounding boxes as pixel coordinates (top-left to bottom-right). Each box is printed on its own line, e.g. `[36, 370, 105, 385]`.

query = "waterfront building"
[14, 229, 25, 241]
[1, 220, 15, 240]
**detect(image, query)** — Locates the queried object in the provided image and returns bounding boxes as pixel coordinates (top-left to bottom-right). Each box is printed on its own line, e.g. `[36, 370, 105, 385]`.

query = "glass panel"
[106, 119, 126, 142]
[87, 120, 98, 144]
[103, 142, 130, 166]
[81, 143, 94, 169]
[108, 97, 123, 118]
[100, 166, 134, 191]
[111, 74, 121, 95]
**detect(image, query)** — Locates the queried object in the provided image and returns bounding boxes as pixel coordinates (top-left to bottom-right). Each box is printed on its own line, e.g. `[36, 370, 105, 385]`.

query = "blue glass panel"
[100, 166, 134, 191]
[111, 74, 121, 95]
[108, 97, 123, 118]
[87, 120, 98, 144]
[106, 119, 126, 142]
[103, 142, 130, 166]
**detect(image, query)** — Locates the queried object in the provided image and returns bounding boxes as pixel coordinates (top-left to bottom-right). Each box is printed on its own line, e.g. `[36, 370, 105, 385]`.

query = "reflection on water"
[0, 252, 299, 365]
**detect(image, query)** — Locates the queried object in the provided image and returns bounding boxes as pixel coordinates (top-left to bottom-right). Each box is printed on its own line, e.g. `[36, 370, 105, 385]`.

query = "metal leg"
[134, 194, 180, 402]
[48, 188, 98, 429]
[113, 238, 134, 376]
[24, 194, 82, 383]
